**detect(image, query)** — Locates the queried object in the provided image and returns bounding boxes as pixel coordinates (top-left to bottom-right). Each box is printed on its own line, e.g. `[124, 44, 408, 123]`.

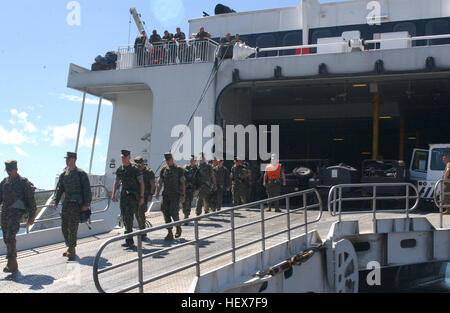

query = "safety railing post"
[231, 210, 236, 263]
[372, 185, 377, 233]
[286, 197, 291, 244]
[194, 220, 201, 277]
[304, 193, 309, 246]
[405, 184, 410, 232]
[260, 203, 265, 252]
[137, 234, 144, 293]
[338, 187, 342, 223]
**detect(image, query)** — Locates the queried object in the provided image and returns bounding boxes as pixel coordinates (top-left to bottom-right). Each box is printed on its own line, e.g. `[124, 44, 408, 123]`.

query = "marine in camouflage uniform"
[112, 150, 145, 248]
[54, 152, 92, 260]
[156, 153, 186, 241]
[195, 153, 216, 215]
[213, 159, 230, 211]
[134, 156, 156, 239]
[183, 155, 197, 219]
[230, 158, 249, 206]
[0, 160, 37, 273]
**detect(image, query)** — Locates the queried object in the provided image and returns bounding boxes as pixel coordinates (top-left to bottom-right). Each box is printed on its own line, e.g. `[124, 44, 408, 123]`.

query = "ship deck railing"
[93, 188, 323, 293]
[0, 184, 111, 233]
[117, 38, 220, 70]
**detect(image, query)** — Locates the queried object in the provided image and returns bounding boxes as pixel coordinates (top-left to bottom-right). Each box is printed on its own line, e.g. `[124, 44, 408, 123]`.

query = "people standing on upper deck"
[231, 34, 244, 45]
[134, 30, 148, 67]
[53, 152, 92, 261]
[174, 27, 186, 41]
[162, 30, 174, 42]
[0, 160, 37, 273]
[195, 27, 211, 40]
[150, 30, 162, 43]
[442, 153, 450, 214]
[219, 33, 233, 59]
[162, 30, 176, 64]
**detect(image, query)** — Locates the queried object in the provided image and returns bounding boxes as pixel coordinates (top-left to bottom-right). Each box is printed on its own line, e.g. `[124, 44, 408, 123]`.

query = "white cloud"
[8, 120, 15, 125]
[18, 112, 28, 121]
[0, 126, 28, 144]
[10, 109, 18, 116]
[24, 122, 37, 133]
[14, 146, 28, 157]
[52, 93, 112, 106]
[51, 123, 99, 148]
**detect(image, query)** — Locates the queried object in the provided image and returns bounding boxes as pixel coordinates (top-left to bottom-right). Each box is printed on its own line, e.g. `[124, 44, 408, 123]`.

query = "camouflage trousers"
[162, 195, 180, 231]
[266, 182, 281, 210]
[120, 193, 138, 235]
[1, 207, 25, 259]
[136, 200, 148, 230]
[212, 186, 225, 211]
[61, 202, 81, 249]
[182, 189, 194, 217]
[196, 185, 212, 215]
[232, 185, 247, 207]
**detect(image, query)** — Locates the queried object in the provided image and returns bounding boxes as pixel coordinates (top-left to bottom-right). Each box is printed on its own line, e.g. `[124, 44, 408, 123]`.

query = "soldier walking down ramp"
[112, 150, 145, 248]
[263, 154, 286, 212]
[195, 153, 216, 216]
[134, 156, 156, 240]
[0, 160, 37, 273]
[183, 155, 197, 221]
[213, 158, 230, 211]
[230, 157, 249, 206]
[53, 152, 92, 261]
[155, 153, 186, 241]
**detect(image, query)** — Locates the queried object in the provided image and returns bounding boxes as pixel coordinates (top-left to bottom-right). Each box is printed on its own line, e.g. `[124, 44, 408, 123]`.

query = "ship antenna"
[128, 12, 132, 47]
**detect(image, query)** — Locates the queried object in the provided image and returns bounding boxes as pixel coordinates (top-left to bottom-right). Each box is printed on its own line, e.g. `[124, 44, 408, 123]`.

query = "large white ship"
[0, 0, 449, 293]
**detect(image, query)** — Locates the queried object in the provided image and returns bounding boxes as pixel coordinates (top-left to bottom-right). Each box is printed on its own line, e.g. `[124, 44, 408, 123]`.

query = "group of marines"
[0, 150, 286, 273]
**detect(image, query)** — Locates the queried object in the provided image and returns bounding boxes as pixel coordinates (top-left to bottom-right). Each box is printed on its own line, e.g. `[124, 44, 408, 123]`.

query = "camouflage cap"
[134, 156, 144, 164]
[121, 150, 131, 158]
[190, 155, 196, 160]
[164, 152, 173, 161]
[65, 152, 77, 159]
[5, 160, 17, 171]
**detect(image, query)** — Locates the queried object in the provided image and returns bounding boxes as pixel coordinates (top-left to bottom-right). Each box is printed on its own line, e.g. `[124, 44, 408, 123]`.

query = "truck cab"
[409, 144, 450, 202]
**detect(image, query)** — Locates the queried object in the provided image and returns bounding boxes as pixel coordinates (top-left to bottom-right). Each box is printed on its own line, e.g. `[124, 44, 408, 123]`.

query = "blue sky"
[0, 0, 339, 189]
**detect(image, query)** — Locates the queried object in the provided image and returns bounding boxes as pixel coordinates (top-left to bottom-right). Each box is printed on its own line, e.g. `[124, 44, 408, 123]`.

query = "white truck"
[409, 143, 450, 207]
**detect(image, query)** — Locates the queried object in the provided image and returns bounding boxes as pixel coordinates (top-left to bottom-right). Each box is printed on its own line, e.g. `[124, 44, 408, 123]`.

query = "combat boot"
[275, 208, 281, 213]
[63, 249, 70, 257]
[3, 258, 18, 273]
[175, 226, 182, 238]
[67, 248, 76, 261]
[164, 230, 174, 241]
[266, 207, 271, 212]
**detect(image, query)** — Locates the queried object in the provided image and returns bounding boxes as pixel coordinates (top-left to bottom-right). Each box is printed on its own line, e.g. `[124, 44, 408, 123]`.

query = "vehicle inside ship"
[217, 74, 450, 170]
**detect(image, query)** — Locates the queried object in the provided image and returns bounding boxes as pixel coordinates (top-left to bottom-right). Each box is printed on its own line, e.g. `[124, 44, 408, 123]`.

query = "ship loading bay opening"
[217, 74, 450, 168]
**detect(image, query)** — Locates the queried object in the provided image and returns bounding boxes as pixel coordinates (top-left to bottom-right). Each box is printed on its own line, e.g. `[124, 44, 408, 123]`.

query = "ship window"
[425, 20, 450, 45]
[393, 22, 416, 46]
[282, 32, 301, 56]
[256, 34, 277, 57]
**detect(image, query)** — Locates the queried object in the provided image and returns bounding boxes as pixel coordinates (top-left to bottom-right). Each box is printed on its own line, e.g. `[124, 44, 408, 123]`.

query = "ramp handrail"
[93, 188, 323, 293]
[433, 179, 450, 228]
[12, 184, 111, 229]
[328, 183, 420, 231]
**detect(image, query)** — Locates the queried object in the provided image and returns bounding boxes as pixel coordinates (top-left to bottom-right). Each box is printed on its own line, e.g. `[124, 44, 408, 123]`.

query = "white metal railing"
[433, 179, 450, 228]
[255, 33, 450, 58]
[0, 184, 111, 232]
[93, 189, 322, 293]
[328, 183, 420, 233]
[117, 39, 220, 70]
